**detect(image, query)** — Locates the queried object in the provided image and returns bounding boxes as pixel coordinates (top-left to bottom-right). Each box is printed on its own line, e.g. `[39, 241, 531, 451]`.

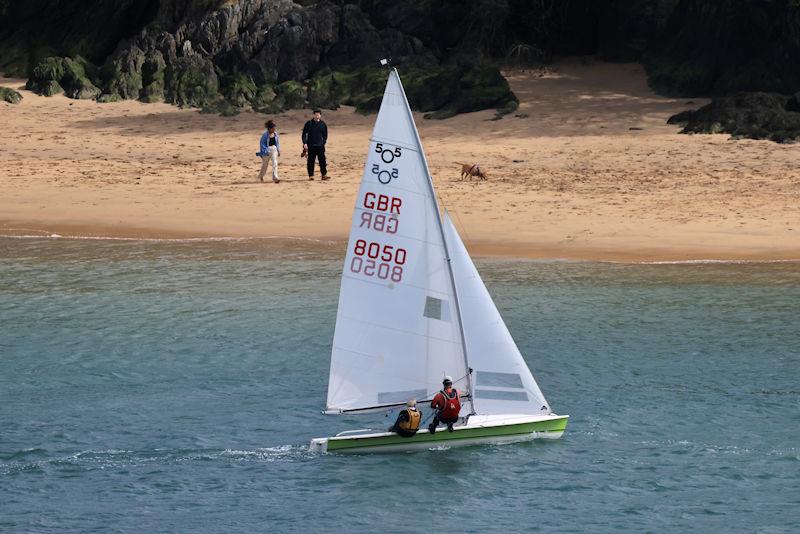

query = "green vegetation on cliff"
[26, 56, 100, 99]
[304, 64, 517, 119]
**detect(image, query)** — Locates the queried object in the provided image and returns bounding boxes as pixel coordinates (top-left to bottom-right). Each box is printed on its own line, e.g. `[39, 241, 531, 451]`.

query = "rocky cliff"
[645, 0, 800, 97]
[5, 0, 517, 118]
[3, 0, 800, 132]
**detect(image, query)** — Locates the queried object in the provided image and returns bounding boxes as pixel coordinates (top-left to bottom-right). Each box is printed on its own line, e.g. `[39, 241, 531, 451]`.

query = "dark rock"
[0, 0, 159, 76]
[354, 95, 383, 115]
[140, 51, 167, 102]
[26, 57, 67, 95]
[493, 95, 520, 120]
[597, 0, 678, 61]
[254, 5, 340, 83]
[166, 54, 219, 107]
[645, 0, 800, 96]
[666, 109, 693, 125]
[416, 64, 518, 120]
[300, 62, 518, 120]
[40, 80, 65, 97]
[341, 68, 391, 113]
[307, 71, 355, 110]
[101, 46, 145, 100]
[669, 92, 800, 143]
[201, 98, 240, 117]
[0, 86, 23, 103]
[61, 57, 101, 99]
[220, 71, 257, 108]
[275, 80, 306, 109]
[787, 92, 800, 113]
[26, 56, 101, 99]
[251, 83, 280, 113]
[10, 0, 518, 118]
[96, 93, 122, 103]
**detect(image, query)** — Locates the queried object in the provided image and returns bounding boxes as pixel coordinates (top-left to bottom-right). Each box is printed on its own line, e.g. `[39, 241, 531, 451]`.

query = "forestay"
[443, 213, 551, 415]
[326, 70, 469, 413]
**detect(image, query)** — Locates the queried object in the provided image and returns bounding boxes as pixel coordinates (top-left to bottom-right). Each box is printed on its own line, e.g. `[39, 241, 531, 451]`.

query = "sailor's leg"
[428, 413, 440, 434]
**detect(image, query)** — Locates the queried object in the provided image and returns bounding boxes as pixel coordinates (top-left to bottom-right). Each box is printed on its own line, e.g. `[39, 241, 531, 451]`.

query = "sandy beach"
[2, 60, 798, 261]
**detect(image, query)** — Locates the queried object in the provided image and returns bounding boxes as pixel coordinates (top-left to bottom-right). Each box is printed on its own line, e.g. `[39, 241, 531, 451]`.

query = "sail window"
[475, 389, 529, 402]
[477, 371, 524, 389]
[378, 389, 428, 404]
[423, 296, 450, 321]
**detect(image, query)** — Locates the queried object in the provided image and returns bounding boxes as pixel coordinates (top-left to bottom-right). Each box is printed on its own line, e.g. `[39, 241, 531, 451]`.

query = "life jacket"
[398, 408, 421, 433]
[437, 388, 461, 419]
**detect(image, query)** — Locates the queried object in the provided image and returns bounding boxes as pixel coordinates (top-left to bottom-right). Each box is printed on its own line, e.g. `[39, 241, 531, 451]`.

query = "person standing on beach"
[257, 120, 280, 183]
[302, 110, 328, 181]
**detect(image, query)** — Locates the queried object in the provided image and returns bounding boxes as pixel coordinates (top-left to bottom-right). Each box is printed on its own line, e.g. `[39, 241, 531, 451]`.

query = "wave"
[0, 445, 317, 475]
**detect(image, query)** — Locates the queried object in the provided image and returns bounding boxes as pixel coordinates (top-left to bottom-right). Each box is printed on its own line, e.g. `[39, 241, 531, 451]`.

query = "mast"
[392, 68, 476, 415]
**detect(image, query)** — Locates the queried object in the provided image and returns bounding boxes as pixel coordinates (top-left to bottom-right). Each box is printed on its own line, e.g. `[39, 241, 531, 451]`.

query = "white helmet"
[443, 375, 453, 385]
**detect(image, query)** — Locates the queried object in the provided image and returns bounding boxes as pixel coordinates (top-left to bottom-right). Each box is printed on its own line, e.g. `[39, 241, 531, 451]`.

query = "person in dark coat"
[302, 109, 329, 180]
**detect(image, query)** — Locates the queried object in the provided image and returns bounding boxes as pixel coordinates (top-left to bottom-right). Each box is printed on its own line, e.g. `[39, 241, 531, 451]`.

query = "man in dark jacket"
[302, 110, 328, 180]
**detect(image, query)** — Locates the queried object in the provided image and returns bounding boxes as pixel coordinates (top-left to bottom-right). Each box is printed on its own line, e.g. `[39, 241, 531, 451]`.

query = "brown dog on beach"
[457, 162, 488, 180]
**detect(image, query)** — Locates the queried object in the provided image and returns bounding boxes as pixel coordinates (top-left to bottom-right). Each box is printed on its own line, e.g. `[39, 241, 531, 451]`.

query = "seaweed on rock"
[668, 92, 800, 143]
[0, 86, 23, 103]
[26, 56, 100, 99]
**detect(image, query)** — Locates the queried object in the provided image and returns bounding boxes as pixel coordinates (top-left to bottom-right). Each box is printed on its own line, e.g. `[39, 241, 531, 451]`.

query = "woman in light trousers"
[257, 120, 281, 183]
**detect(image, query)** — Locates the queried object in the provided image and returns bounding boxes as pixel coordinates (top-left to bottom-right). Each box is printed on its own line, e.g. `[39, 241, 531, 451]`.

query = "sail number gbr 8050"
[350, 240, 406, 282]
[350, 141, 407, 282]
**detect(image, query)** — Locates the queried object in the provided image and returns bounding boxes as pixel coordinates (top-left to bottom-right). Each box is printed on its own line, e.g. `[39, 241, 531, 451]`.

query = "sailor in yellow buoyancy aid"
[388, 398, 422, 437]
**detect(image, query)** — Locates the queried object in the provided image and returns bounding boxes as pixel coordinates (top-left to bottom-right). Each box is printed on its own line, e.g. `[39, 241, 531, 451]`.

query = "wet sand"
[2, 60, 799, 261]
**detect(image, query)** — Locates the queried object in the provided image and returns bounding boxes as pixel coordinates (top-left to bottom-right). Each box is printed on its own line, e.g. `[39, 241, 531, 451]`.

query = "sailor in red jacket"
[428, 376, 461, 434]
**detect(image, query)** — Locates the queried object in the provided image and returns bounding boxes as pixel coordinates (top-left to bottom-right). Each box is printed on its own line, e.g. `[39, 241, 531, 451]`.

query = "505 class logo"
[372, 143, 402, 184]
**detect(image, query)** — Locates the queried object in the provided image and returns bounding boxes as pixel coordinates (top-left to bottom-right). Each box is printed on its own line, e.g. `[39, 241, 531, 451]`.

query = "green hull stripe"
[326, 417, 568, 451]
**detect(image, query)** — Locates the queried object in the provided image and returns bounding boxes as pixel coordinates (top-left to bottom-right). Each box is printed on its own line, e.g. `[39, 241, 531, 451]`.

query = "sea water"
[1, 237, 798, 533]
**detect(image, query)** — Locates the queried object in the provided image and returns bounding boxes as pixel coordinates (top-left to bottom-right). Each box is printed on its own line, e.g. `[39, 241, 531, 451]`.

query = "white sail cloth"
[325, 70, 468, 413]
[443, 213, 551, 415]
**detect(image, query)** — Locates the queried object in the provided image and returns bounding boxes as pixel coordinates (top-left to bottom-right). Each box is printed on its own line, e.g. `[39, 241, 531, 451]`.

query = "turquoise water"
[1, 237, 799, 532]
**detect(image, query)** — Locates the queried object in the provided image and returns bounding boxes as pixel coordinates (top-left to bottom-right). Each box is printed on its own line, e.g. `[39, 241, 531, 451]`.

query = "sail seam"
[368, 137, 420, 152]
[341, 273, 454, 295]
[333, 320, 463, 345]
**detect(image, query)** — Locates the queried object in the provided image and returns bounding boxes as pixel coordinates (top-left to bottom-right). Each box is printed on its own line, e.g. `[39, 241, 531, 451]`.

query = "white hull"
[310, 414, 568, 454]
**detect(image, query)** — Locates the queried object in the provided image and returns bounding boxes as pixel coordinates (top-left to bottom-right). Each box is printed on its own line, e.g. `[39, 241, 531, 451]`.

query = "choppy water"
[1, 237, 799, 533]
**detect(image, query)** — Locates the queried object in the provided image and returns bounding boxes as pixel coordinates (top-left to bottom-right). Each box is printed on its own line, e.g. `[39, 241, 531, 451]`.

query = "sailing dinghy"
[309, 68, 568, 454]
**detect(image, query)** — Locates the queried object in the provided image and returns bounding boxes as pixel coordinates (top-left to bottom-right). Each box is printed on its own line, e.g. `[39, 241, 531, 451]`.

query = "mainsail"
[325, 69, 469, 413]
[443, 213, 552, 415]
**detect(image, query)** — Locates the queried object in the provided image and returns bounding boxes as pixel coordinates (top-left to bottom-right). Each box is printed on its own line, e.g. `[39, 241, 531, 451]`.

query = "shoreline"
[3, 220, 799, 263]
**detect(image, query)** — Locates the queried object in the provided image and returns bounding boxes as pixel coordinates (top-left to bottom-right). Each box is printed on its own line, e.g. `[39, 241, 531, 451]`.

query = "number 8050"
[350, 239, 406, 282]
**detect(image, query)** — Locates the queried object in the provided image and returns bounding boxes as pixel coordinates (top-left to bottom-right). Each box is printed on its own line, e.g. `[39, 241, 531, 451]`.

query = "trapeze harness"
[437, 389, 461, 419]
[397, 408, 421, 433]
